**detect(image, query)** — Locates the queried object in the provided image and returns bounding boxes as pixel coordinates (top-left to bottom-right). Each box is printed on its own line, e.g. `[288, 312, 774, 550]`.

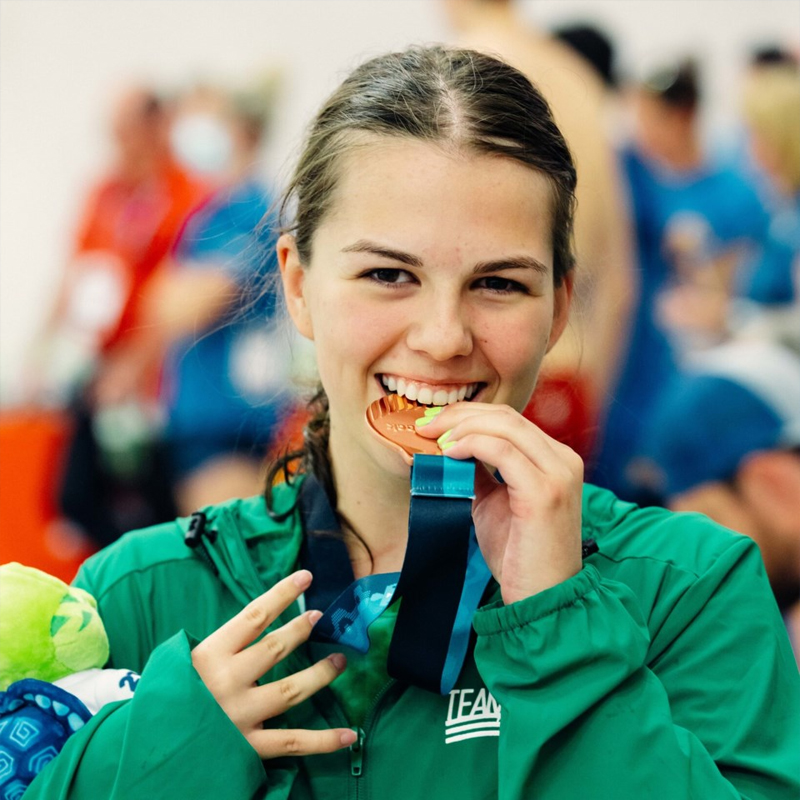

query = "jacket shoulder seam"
[87, 552, 206, 603]
[592, 532, 754, 582]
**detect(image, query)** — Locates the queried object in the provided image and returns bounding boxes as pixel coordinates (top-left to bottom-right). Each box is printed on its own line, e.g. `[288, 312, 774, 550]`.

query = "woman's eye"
[475, 276, 529, 294]
[364, 268, 415, 286]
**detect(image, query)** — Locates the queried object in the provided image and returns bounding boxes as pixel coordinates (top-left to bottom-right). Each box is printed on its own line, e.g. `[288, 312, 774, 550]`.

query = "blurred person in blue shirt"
[633, 339, 800, 638]
[592, 59, 775, 502]
[151, 77, 298, 514]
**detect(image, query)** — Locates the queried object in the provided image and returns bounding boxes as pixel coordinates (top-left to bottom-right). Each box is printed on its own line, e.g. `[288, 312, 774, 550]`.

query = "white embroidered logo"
[445, 688, 501, 744]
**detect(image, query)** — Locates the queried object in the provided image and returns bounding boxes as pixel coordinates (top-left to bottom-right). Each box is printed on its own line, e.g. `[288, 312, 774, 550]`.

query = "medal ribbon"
[309, 454, 492, 695]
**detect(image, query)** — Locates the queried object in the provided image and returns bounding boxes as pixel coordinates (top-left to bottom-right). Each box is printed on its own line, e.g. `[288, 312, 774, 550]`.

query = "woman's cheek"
[493, 322, 551, 403]
[320, 295, 404, 362]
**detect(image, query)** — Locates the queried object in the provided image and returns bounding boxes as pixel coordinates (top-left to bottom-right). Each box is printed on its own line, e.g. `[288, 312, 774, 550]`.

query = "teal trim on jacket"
[26, 481, 800, 799]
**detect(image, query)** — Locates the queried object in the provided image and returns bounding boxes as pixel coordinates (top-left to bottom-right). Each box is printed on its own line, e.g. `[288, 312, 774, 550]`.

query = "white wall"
[2, 0, 798, 403]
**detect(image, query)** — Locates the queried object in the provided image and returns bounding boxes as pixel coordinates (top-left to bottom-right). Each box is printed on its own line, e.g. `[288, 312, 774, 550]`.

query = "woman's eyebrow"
[342, 240, 548, 276]
[472, 257, 549, 276]
[341, 240, 423, 267]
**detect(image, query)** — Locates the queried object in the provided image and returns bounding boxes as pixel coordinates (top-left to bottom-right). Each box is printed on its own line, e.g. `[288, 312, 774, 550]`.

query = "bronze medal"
[366, 395, 442, 465]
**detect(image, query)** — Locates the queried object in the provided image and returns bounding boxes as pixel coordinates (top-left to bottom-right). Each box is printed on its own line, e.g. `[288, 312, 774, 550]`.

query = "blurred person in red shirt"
[27, 86, 209, 546]
[30, 87, 209, 408]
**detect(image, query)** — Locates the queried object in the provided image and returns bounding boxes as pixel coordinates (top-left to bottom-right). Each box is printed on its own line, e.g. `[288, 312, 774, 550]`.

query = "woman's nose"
[405, 293, 473, 361]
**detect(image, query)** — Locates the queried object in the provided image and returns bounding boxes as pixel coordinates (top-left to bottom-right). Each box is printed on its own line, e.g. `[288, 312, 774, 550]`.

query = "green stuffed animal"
[0, 562, 109, 691]
[0, 563, 140, 794]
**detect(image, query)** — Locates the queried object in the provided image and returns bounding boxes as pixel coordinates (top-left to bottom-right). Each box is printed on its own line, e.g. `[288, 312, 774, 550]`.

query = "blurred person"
[442, 0, 636, 460]
[715, 45, 798, 216]
[145, 76, 299, 514]
[734, 63, 800, 351]
[29, 86, 209, 545]
[592, 59, 774, 502]
[633, 339, 800, 644]
[29, 87, 208, 407]
[749, 44, 799, 70]
[551, 21, 617, 92]
[169, 84, 238, 184]
[550, 20, 629, 147]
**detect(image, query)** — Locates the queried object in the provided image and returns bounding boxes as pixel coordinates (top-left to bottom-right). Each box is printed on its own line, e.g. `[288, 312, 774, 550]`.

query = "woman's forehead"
[320, 137, 555, 242]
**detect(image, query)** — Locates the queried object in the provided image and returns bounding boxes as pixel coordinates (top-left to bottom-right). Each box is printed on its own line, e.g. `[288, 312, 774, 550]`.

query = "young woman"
[27, 46, 799, 799]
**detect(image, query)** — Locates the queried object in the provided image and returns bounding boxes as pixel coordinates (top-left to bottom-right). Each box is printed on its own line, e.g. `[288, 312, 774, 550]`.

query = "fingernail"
[437, 429, 453, 446]
[440, 440, 457, 451]
[340, 729, 358, 746]
[424, 405, 444, 417]
[328, 653, 347, 671]
[307, 610, 323, 625]
[293, 570, 312, 589]
[415, 415, 435, 427]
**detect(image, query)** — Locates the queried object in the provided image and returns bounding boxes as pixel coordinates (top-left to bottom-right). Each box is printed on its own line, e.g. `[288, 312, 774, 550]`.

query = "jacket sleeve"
[472, 537, 800, 800]
[23, 632, 295, 800]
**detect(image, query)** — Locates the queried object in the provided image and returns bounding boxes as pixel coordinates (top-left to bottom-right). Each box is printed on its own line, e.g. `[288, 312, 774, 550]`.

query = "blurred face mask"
[170, 112, 233, 176]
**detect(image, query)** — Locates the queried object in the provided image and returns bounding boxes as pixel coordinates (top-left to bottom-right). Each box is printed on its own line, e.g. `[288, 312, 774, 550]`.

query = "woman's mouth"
[378, 374, 486, 407]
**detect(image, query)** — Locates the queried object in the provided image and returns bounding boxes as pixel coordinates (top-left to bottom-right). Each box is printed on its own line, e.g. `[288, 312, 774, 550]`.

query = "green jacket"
[27, 481, 800, 799]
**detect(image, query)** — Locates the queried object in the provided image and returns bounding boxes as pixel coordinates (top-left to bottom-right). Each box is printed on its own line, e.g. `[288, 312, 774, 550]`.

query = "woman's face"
[279, 138, 571, 477]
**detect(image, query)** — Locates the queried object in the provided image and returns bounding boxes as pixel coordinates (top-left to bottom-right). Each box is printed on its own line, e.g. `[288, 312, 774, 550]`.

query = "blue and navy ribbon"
[307, 454, 491, 695]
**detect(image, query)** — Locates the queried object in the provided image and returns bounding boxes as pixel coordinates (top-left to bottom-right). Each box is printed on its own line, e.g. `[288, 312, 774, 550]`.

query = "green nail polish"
[415, 415, 434, 427]
[437, 429, 453, 445]
[424, 406, 444, 417]
[440, 440, 457, 451]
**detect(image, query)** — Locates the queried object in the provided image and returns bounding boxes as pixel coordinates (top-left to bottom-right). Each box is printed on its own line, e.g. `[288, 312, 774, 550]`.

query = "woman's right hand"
[191, 570, 356, 758]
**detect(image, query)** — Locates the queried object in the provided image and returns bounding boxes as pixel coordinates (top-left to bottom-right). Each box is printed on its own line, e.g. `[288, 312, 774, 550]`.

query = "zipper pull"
[349, 727, 365, 777]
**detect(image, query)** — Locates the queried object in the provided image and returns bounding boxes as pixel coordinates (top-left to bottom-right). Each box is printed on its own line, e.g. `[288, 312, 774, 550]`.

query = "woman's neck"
[327, 429, 411, 579]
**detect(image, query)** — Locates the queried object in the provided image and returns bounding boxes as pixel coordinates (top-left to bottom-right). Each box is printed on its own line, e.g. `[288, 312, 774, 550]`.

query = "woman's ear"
[277, 233, 314, 340]
[546, 271, 574, 352]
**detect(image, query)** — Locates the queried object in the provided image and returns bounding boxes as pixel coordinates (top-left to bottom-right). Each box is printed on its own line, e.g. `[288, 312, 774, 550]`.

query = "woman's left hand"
[415, 403, 584, 605]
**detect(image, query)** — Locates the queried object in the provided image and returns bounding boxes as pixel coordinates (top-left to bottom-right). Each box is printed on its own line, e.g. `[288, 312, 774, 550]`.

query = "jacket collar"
[195, 480, 307, 607]
[191, 475, 601, 612]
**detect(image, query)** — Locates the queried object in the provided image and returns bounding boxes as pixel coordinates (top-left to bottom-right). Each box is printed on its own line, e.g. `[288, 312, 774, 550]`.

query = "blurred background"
[3, 0, 799, 392]
[1, 0, 799, 652]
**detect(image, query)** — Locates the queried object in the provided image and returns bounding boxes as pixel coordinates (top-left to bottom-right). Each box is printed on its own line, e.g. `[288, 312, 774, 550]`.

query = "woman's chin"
[371, 437, 415, 480]
[328, 423, 414, 485]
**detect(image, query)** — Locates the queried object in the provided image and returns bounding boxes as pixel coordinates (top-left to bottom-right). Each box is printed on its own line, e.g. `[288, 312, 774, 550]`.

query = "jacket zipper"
[348, 679, 396, 797]
[349, 727, 365, 777]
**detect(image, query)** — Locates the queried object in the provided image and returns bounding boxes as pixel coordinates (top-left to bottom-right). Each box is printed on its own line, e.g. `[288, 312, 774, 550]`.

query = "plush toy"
[0, 562, 109, 690]
[0, 562, 139, 795]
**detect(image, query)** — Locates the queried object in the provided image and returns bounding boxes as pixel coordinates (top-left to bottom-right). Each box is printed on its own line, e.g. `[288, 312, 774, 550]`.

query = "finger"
[237, 609, 323, 683]
[205, 570, 313, 655]
[435, 408, 569, 473]
[445, 432, 541, 489]
[257, 653, 347, 720]
[473, 459, 502, 501]
[450, 432, 582, 514]
[252, 727, 358, 760]
[413, 401, 507, 438]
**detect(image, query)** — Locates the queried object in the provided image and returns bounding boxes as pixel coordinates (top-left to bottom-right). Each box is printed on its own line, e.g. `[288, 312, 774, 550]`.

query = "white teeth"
[381, 375, 481, 405]
[417, 387, 433, 405]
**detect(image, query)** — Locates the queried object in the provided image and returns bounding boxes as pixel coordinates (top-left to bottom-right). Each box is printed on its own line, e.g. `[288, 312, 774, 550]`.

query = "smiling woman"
[23, 45, 800, 800]
[278, 139, 569, 497]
